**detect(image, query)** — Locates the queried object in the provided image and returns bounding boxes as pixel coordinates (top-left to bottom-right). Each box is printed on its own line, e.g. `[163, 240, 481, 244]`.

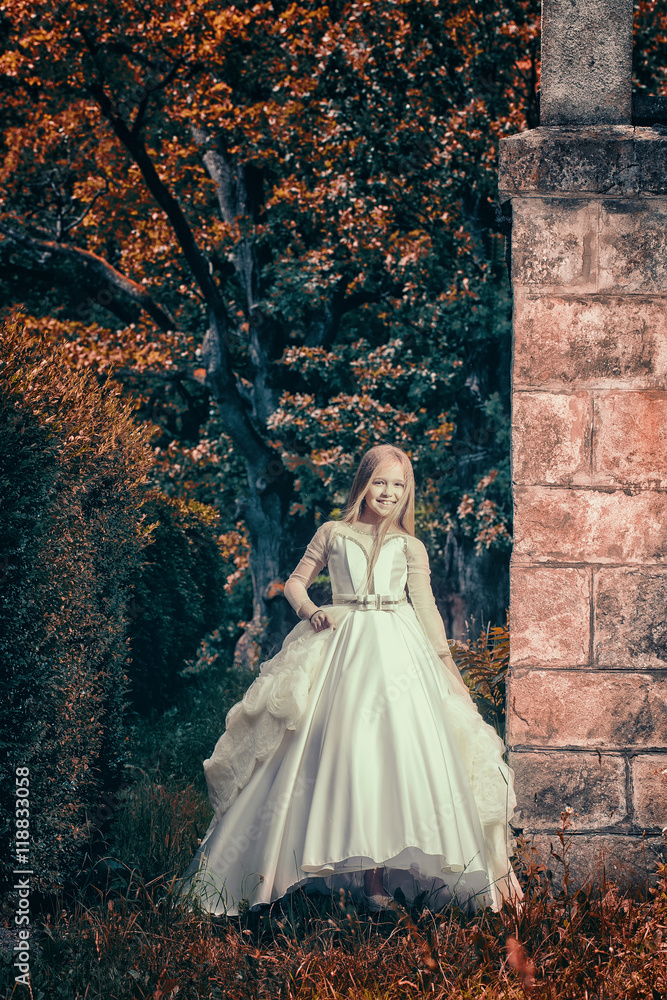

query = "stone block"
[499, 126, 667, 197]
[507, 669, 667, 750]
[511, 198, 597, 292]
[512, 295, 667, 390]
[518, 833, 665, 892]
[592, 391, 667, 488]
[498, 126, 636, 197]
[509, 565, 591, 667]
[513, 486, 667, 564]
[512, 391, 591, 486]
[595, 567, 667, 669]
[599, 200, 667, 294]
[631, 754, 667, 830]
[510, 750, 626, 830]
[541, 0, 633, 126]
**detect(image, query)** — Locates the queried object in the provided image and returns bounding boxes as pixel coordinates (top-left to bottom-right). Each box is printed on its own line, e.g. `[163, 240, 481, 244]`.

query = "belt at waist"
[332, 593, 408, 611]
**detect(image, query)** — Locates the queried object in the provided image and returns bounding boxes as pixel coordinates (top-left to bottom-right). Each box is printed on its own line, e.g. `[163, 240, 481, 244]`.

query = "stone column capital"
[499, 125, 667, 198]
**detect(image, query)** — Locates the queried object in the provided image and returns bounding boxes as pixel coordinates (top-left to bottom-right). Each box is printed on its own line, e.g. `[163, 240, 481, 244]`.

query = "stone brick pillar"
[499, 0, 667, 886]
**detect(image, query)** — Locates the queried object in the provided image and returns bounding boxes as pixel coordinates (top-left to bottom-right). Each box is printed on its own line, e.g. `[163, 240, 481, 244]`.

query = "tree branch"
[62, 183, 108, 235]
[87, 79, 226, 324]
[305, 279, 405, 349]
[200, 143, 259, 315]
[84, 63, 272, 470]
[197, 135, 284, 426]
[0, 221, 175, 331]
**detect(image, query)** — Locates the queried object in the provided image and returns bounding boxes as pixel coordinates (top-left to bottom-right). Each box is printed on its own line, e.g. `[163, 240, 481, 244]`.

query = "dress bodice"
[326, 526, 408, 596]
[283, 520, 459, 669]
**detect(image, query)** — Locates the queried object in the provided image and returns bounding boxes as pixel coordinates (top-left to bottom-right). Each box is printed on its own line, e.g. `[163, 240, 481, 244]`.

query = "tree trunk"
[437, 531, 510, 642]
[232, 450, 295, 670]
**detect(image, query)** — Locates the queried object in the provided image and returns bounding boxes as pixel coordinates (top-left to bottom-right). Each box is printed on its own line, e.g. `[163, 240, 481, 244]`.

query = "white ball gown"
[176, 519, 521, 916]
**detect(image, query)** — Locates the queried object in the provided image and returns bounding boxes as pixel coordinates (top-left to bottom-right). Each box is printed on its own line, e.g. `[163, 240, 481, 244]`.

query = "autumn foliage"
[2, 0, 667, 888]
[0, 0, 546, 653]
[2, 0, 667, 653]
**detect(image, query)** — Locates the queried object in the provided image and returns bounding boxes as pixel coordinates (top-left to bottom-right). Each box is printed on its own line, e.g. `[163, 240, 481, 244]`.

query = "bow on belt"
[332, 593, 408, 611]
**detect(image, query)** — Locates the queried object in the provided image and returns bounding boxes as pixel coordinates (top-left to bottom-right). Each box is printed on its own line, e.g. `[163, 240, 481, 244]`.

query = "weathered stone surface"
[541, 0, 633, 127]
[513, 390, 667, 489]
[510, 750, 626, 830]
[599, 200, 667, 294]
[499, 127, 632, 196]
[631, 754, 667, 830]
[502, 8, 667, 883]
[595, 568, 667, 669]
[520, 833, 665, 892]
[513, 196, 667, 292]
[592, 392, 667, 488]
[509, 565, 590, 667]
[507, 670, 667, 749]
[511, 198, 597, 292]
[513, 487, 667, 565]
[513, 391, 592, 486]
[513, 295, 667, 389]
[498, 126, 667, 197]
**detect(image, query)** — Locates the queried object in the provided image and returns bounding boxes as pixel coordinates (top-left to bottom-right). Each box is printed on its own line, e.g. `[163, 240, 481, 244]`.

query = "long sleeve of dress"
[405, 535, 468, 693]
[283, 522, 332, 620]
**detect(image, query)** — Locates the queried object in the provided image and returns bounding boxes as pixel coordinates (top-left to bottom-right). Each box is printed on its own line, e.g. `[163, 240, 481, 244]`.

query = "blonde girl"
[178, 444, 521, 916]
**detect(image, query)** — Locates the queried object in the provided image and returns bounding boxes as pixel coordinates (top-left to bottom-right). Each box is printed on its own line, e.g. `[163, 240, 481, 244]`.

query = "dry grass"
[3, 627, 665, 998]
[3, 811, 667, 1000]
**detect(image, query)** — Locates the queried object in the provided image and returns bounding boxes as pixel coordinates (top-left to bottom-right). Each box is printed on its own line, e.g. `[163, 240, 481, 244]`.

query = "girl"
[177, 444, 521, 916]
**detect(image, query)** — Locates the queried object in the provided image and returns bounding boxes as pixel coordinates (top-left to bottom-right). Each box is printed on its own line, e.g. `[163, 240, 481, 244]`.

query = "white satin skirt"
[176, 603, 519, 916]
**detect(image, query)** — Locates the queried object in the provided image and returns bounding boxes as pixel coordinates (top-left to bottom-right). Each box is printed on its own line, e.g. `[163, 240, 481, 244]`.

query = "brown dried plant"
[450, 612, 510, 737]
[4, 795, 666, 1000]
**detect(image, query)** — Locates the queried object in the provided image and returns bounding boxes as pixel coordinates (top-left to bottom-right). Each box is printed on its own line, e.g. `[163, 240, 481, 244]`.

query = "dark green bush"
[0, 322, 152, 893]
[126, 492, 228, 714]
[100, 776, 211, 887]
[0, 322, 240, 894]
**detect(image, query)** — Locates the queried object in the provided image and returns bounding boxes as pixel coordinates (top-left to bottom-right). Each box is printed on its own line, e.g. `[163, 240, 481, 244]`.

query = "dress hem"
[178, 842, 518, 918]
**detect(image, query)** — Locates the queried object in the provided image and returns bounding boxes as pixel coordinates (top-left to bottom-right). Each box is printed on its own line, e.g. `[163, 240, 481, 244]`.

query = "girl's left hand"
[310, 610, 336, 632]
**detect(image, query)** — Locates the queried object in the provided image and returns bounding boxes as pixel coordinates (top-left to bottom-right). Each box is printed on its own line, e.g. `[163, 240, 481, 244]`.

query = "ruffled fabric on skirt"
[176, 603, 520, 916]
[202, 619, 331, 823]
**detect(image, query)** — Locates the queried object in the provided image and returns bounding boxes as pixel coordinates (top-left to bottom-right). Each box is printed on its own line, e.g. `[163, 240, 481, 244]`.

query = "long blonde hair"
[342, 445, 416, 591]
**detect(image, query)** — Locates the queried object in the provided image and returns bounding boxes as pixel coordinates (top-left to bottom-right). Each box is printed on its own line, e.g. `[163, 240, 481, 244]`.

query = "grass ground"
[2, 633, 666, 999]
[3, 836, 667, 1000]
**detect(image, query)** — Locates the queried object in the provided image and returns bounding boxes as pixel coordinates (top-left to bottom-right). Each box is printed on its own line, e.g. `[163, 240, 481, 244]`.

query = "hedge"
[126, 492, 227, 714]
[0, 323, 151, 892]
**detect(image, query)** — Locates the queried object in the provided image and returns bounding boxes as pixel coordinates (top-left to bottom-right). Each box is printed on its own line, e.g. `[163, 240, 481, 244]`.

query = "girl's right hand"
[310, 610, 336, 632]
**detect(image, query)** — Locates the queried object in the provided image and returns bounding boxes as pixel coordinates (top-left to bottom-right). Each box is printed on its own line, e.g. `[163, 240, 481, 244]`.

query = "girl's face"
[362, 461, 406, 521]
